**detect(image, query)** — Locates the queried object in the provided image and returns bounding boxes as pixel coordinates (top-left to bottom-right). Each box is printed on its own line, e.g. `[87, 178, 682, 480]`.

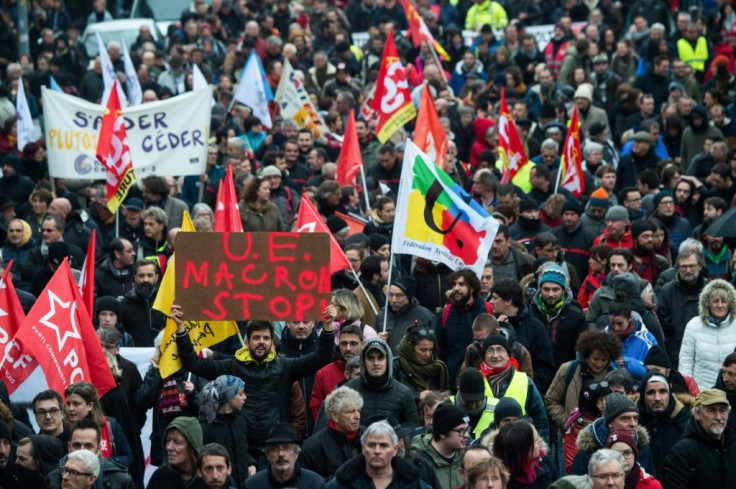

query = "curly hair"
[576, 330, 622, 360]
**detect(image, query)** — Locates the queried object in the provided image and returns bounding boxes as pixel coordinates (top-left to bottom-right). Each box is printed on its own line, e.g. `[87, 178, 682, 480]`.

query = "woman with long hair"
[579, 244, 612, 311]
[396, 322, 449, 396]
[649, 218, 672, 267]
[239, 176, 284, 232]
[329, 289, 378, 342]
[492, 420, 557, 488]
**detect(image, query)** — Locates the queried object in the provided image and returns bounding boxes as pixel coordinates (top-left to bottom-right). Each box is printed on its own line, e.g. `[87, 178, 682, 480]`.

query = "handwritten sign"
[175, 232, 331, 321]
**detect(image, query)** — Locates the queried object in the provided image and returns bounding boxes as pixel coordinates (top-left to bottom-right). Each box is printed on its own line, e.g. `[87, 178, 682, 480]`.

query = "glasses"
[60, 467, 94, 478]
[593, 472, 624, 482]
[616, 449, 635, 459]
[452, 427, 469, 436]
[412, 328, 435, 339]
[588, 381, 609, 391]
[34, 408, 61, 418]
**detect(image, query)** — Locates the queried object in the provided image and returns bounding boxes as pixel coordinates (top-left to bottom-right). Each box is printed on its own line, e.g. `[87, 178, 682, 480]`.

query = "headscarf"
[199, 375, 245, 423]
[9, 219, 32, 247]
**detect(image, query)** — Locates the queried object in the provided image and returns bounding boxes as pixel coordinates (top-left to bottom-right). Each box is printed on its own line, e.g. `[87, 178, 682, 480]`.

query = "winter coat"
[604, 316, 657, 380]
[280, 327, 319, 407]
[201, 412, 256, 489]
[506, 305, 557, 394]
[657, 271, 708, 369]
[300, 425, 361, 480]
[2, 236, 36, 291]
[375, 301, 435, 355]
[614, 149, 661, 193]
[678, 279, 736, 390]
[119, 287, 167, 347]
[530, 288, 588, 369]
[239, 201, 284, 232]
[412, 434, 462, 489]
[469, 118, 495, 168]
[47, 456, 136, 489]
[551, 223, 598, 284]
[572, 418, 656, 477]
[545, 360, 611, 432]
[309, 359, 346, 423]
[636, 378, 694, 477]
[664, 416, 736, 489]
[246, 466, 324, 489]
[94, 257, 134, 299]
[507, 455, 558, 489]
[367, 160, 402, 198]
[176, 328, 335, 453]
[325, 454, 431, 489]
[651, 213, 692, 261]
[146, 463, 201, 488]
[680, 110, 724, 171]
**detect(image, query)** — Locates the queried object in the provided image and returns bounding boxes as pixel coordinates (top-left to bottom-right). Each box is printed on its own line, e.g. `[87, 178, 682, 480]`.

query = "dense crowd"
[1, 0, 736, 488]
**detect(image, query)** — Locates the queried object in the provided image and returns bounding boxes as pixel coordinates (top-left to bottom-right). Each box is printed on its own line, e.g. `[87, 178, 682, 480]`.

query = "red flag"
[214, 165, 244, 232]
[334, 211, 366, 236]
[557, 104, 585, 197]
[0, 262, 37, 395]
[14, 259, 116, 397]
[77, 229, 96, 318]
[296, 197, 351, 274]
[413, 85, 448, 170]
[96, 80, 137, 214]
[336, 111, 363, 187]
[397, 0, 451, 61]
[497, 87, 530, 184]
[372, 32, 417, 143]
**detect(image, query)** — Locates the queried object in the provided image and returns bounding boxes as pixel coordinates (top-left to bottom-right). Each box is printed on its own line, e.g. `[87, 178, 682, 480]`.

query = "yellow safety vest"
[677, 37, 708, 73]
[472, 371, 529, 437]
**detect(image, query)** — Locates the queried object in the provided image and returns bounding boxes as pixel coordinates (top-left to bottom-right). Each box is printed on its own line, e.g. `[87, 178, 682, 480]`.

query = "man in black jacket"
[119, 260, 166, 347]
[551, 199, 597, 282]
[280, 320, 319, 430]
[94, 238, 135, 299]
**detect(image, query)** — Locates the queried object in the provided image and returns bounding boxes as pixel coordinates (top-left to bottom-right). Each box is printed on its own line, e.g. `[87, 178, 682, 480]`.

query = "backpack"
[563, 359, 581, 393]
[440, 301, 494, 327]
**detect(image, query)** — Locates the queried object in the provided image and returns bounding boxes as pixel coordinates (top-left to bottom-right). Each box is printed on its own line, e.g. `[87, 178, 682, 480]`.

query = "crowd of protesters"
[2, 0, 736, 488]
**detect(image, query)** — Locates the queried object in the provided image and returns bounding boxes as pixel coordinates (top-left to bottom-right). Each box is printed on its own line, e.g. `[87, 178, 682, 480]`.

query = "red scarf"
[328, 420, 359, 441]
[480, 359, 519, 377]
[480, 359, 519, 397]
[99, 416, 113, 458]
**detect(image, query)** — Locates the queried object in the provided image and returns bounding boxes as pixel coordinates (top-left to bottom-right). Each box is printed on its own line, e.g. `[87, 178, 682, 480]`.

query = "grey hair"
[584, 141, 603, 157]
[588, 449, 625, 477]
[541, 138, 559, 152]
[345, 356, 361, 372]
[266, 35, 283, 48]
[676, 247, 705, 267]
[678, 237, 704, 254]
[106, 41, 121, 51]
[476, 169, 498, 190]
[192, 203, 214, 222]
[96, 327, 122, 347]
[143, 206, 168, 227]
[324, 386, 364, 416]
[67, 449, 100, 475]
[227, 137, 245, 149]
[43, 214, 64, 232]
[361, 420, 398, 446]
[282, 119, 298, 129]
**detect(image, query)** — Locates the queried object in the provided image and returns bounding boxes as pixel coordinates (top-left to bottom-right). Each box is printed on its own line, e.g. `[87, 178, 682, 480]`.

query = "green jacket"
[411, 434, 462, 489]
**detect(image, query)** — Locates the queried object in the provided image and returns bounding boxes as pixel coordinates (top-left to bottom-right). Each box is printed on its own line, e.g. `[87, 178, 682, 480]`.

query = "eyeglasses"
[592, 472, 624, 482]
[452, 427, 469, 436]
[34, 408, 62, 418]
[60, 467, 94, 478]
[616, 449, 635, 459]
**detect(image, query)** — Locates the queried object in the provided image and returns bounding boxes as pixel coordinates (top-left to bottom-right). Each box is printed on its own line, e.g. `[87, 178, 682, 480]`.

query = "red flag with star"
[13, 259, 116, 397]
[371, 32, 416, 143]
[0, 261, 37, 395]
[77, 229, 96, 318]
[296, 196, 351, 274]
[214, 165, 244, 232]
[557, 104, 585, 197]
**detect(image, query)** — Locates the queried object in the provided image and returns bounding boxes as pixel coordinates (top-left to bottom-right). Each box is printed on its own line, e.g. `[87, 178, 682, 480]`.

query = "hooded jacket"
[530, 287, 587, 369]
[469, 119, 496, 168]
[571, 418, 656, 476]
[680, 105, 724, 169]
[678, 279, 736, 390]
[342, 338, 419, 425]
[28, 435, 63, 476]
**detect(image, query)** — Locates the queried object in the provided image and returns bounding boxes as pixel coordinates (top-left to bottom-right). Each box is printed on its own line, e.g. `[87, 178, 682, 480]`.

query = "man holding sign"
[172, 303, 336, 467]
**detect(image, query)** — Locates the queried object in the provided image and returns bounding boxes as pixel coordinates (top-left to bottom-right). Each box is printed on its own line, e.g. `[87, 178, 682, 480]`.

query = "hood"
[635, 371, 695, 417]
[472, 118, 496, 145]
[576, 417, 650, 453]
[163, 416, 203, 457]
[612, 273, 648, 313]
[360, 337, 393, 384]
[698, 279, 736, 324]
[689, 104, 710, 132]
[30, 435, 64, 476]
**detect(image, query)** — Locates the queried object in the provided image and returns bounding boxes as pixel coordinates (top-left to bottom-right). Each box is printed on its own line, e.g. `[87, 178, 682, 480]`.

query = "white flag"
[273, 59, 329, 140]
[192, 63, 215, 107]
[121, 39, 142, 106]
[232, 51, 271, 128]
[96, 32, 128, 106]
[15, 76, 36, 151]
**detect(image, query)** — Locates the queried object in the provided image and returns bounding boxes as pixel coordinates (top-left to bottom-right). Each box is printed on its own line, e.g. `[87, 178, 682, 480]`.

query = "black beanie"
[391, 276, 416, 300]
[493, 397, 522, 421]
[631, 219, 656, 240]
[604, 393, 638, 424]
[432, 402, 469, 435]
[95, 296, 121, 317]
[0, 419, 11, 442]
[644, 345, 672, 369]
[561, 199, 583, 216]
[326, 215, 349, 234]
[518, 197, 538, 214]
[369, 233, 389, 252]
[482, 333, 512, 357]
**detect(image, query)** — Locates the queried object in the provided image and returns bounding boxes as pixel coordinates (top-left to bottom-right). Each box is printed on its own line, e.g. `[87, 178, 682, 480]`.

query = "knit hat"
[540, 103, 556, 119]
[369, 233, 389, 252]
[653, 190, 674, 209]
[345, 232, 370, 248]
[589, 121, 607, 137]
[0, 419, 11, 442]
[482, 333, 512, 357]
[561, 199, 583, 216]
[259, 165, 282, 178]
[326, 215, 349, 234]
[668, 81, 686, 93]
[458, 368, 485, 402]
[589, 188, 609, 208]
[518, 196, 538, 214]
[95, 296, 121, 318]
[432, 402, 470, 435]
[605, 429, 638, 458]
[391, 276, 417, 300]
[494, 397, 523, 422]
[631, 219, 655, 240]
[539, 263, 567, 288]
[574, 83, 593, 101]
[643, 345, 672, 369]
[164, 416, 203, 454]
[0, 154, 21, 173]
[604, 393, 638, 424]
[605, 205, 629, 222]
[695, 388, 730, 407]
[199, 375, 245, 424]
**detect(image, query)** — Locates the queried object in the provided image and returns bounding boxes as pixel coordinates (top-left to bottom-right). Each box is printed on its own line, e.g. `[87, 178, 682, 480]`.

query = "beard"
[136, 282, 155, 298]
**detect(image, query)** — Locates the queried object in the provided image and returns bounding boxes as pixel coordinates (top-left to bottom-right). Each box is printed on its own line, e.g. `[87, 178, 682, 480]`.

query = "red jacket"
[593, 229, 633, 249]
[309, 359, 346, 423]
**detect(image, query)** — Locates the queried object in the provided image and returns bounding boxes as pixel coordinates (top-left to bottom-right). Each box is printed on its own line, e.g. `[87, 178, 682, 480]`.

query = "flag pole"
[115, 208, 120, 238]
[381, 252, 395, 333]
[425, 41, 447, 89]
[349, 267, 378, 316]
[553, 161, 562, 194]
[359, 164, 371, 214]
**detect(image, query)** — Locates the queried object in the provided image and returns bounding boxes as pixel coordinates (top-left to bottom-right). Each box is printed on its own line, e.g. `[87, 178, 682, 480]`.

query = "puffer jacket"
[342, 338, 419, 425]
[176, 327, 335, 454]
[412, 434, 462, 489]
[678, 279, 736, 390]
[571, 418, 656, 477]
[544, 360, 611, 432]
[604, 315, 657, 380]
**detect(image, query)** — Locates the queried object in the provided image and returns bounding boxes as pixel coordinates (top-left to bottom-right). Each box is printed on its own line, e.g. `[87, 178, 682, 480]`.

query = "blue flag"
[49, 75, 62, 93]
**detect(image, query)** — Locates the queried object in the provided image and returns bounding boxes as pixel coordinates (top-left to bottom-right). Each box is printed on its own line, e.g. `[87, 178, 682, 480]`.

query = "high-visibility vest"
[472, 370, 529, 437]
[677, 37, 708, 72]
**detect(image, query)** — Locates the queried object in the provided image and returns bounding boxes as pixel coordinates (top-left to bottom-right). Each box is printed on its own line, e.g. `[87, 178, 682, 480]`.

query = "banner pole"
[553, 161, 562, 195]
[197, 174, 205, 204]
[381, 253, 395, 333]
[349, 267, 378, 316]
[115, 208, 119, 238]
[359, 164, 371, 214]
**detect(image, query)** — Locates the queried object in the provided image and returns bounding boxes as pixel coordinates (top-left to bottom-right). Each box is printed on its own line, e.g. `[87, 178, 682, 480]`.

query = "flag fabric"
[0, 262, 37, 395]
[214, 165, 243, 232]
[392, 140, 499, 277]
[397, 0, 451, 61]
[192, 63, 215, 106]
[95, 32, 127, 106]
[96, 81, 137, 214]
[233, 51, 272, 128]
[557, 104, 585, 197]
[15, 76, 36, 151]
[13, 259, 116, 396]
[334, 211, 366, 235]
[49, 75, 63, 93]
[121, 40, 142, 106]
[371, 32, 416, 143]
[77, 229, 96, 318]
[274, 59, 329, 139]
[296, 197, 352, 274]
[335, 111, 362, 187]
[497, 87, 530, 184]
[413, 85, 448, 170]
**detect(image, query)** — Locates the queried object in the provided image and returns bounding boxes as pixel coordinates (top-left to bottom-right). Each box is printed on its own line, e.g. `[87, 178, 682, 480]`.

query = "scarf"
[708, 314, 730, 328]
[397, 336, 449, 392]
[654, 211, 677, 226]
[199, 375, 245, 423]
[632, 247, 659, 283]
[616, 318, 636, 339]
[328, 420, 359, 441]
[480, 360, 516, 397]
[99, 416, 113, 458]
[624, 462, 642, 489]
[535, 294, 565, 321]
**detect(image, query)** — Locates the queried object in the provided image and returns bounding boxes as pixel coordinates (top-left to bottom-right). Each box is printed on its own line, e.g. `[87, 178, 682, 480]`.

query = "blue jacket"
[605, 316, 657, 380]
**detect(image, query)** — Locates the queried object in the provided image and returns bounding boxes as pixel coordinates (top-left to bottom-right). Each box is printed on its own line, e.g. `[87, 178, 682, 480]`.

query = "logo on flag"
[557, 104, 585, 197]
[372, 32, 416, 143]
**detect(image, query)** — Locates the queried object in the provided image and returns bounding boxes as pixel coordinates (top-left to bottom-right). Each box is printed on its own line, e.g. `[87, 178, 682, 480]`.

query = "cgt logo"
[73, 154, 95, 175]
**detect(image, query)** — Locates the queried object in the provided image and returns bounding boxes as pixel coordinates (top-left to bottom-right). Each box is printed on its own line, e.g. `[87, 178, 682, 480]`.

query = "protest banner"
[274, 59, 330, 140]
[175, 232, 331, 321]
[43, 87, 211, 179]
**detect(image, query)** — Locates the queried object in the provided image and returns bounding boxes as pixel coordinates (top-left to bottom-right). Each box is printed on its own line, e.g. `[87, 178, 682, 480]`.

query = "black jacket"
[201, 412, 256, 489]
[326, 454, 430, 489]
[530, 289, 588, 370]
[94, 258, 135, 299]
[20, 242, 85, 282]
[507, 305, 557, 394]
[280, 328, 319, 407]
[120, 287, 167, 347]
[551, 223, 597, 283]
[146, 464, 202, 489]
[299, 426, 361, 480]
[245, 466, 324, 489]
[47, 456, 135, 489]
[615, 149, 661, 193]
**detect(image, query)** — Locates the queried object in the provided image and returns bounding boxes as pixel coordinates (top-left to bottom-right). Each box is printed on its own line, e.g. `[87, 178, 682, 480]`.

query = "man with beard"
[375, 277, 435, 355]
[651, 191, 692, 260]
[197, 444, 234, 489]
[0, 419, 48, 489]
[412, 404, 469, 489]
[175, 305, 335, 467]
[552, 199, 598, 282]
[701, 221, 735, 280]
[664, 389, 736, 489]
[309, 324, 364, 423]
[636, 371, 692, 476]
[575, 84, 610, 139]
[119, 260, 166, 347]
[509, 196, 550, 253]
[593, 206, 633, 249]
[489, 225, 534, 283]
[630, 220, 668, 283]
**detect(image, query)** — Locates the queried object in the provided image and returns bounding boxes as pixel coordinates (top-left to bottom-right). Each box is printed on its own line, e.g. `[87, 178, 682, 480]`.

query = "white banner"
[44, 88, 211, 179]
[275, 59, 329, 141]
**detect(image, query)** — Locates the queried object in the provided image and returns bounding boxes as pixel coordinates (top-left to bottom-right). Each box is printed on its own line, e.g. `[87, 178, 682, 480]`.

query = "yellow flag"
[155, 212, 241, 378]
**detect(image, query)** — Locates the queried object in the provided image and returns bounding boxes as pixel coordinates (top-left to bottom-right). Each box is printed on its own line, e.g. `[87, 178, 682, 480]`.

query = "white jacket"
[679, 279, 736, 390]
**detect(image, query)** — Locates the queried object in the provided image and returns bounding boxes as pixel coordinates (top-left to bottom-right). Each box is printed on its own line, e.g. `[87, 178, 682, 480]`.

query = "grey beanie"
[605, 205, 629, 222]
[604, 393, 638, 424]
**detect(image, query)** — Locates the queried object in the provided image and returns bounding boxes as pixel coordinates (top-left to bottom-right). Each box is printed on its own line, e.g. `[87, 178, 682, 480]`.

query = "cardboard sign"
[175, 232, 331, 321]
